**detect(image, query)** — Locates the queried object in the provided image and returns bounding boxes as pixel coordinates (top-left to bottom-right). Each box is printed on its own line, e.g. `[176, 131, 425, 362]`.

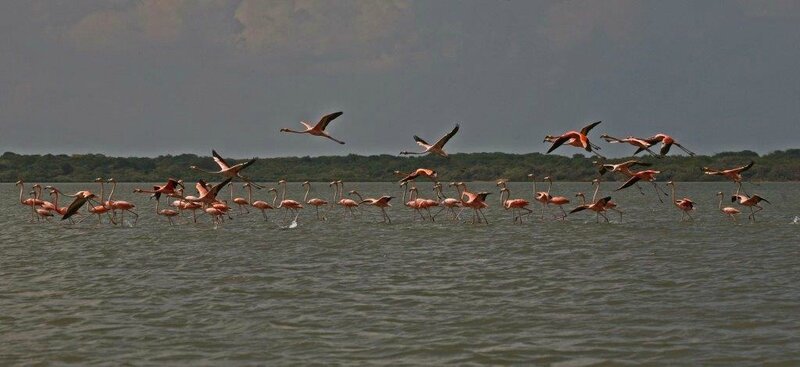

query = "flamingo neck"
[271, 191, 278, 207]
[107, 181, 116, 202]
[52, 191, 59, 208]
[246, 185, 253, 203]
[500, 190, 508, 206]
[592, 182, 600, 203]
[670, 185, 677, 207]
[578, 194, 586, 205]
[280, 182, 287, 202]
[303, 185, 310, 202]
[18, 183, 24, 204]
[546, 180, 552, 194]
[718, 195, 723, 211]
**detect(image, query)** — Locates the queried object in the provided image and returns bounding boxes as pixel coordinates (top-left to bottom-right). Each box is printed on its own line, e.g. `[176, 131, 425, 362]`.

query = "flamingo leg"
[652, 182, 665, 203]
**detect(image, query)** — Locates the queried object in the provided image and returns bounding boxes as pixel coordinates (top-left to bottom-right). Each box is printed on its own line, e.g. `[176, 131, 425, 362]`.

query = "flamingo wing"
[546, 135, 572, 153]
[569, 205, 589, 214]
[580, 121, 602, 135]
[738, 161, 755, 172]
[413, 135, 431, 147]
[316, 111, 343, 130]
[211, 150, 231, 170]
[433, 124, 459, 149]
[660, 143, 673, 156]
[615, 176, 641, 191]
[62, 196, 90, 220]
[209, 178, 233, 198]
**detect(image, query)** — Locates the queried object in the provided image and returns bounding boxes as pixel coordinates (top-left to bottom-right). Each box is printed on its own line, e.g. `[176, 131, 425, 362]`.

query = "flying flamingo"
[594, 159, 651, 195]
[544, 176, 571, 219]
[716, 192, 741, 223]
[349, 190, 394, 223]
[600, 134, 660, 157]
[276, 180, 303, 222]
[398, 168, 438, 183]
[399, 124, 460, 157]
[331, 180, 359, 218]
[431, 182, 462, 220]
[642, 133, 695, 156]
[497, 185, 532, 223]
[526, 173, 551, 219]
[133, 178, 183, 202]
[244, 183, 276, 221]
[303, 181, 328, 220]
[569, 194, 613, 223]
[190, 150, 262, 188]
[703, 161, 755, 194]
[615, 169, 669, 203]
[666, 181, 696, 221]
[544, 120, 605, 158]
[280, 111, 346, 144]
[731, 192, 770, 222]
[185, 178, 233, 206]
[106, 178, 139, 225]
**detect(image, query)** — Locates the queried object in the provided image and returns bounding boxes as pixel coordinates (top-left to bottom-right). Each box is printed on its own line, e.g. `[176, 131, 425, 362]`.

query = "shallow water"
[2, 182, 799, 365]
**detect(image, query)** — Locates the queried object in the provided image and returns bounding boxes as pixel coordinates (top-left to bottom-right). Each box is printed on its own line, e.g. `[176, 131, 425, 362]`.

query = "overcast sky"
[1, 1, 799, 158]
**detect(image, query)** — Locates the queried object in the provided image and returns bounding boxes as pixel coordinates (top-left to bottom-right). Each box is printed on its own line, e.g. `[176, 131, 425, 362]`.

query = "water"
[2, 182, 799, 365]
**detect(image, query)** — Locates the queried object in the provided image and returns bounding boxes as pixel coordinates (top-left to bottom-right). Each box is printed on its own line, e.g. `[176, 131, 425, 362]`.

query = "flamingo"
[30, 191, 54, 222]
[280, 111, 346, 144]
[190, 150, 262, 188]
[703, 161, 755, 195]
[45, 187, 79, 223]
[106, 178, 139, 225]
[544, 176, 571, 219]
[590, 179, 623, 220]
[569, 194, 613, 223]
[526, 173, 551, 219]
[331, 180, 359, 218]
[400, 181, 426, 221]
[228, 182, 250, 214]
[133, 178, 183, 201]
[277, 180, 303, 222]
[31, 184, 55, 213]
[600, 134, 660, 157]
[154, 195, 180, 225]
[732, 192, 770, 222]
[457, 182, 490, 224]
[303, 181, 328, 220]
[432, 182, 462, 220]
[642, 133, 695, 156]
[61, 191, 102, 221]
[184, 178, 233, 206]
[349, 190, 394, 223]
[399, 124, 460, 157]
[544, 120, 605, 158]
[615, 169, 669, 203]
[497, 185, 532, 223]
[398, 168, 438, 183]
[16, 180, 44, 221]
[244, 183, 276, 221]
[666, 181, 696, 221]
[716, 192, 741, 223]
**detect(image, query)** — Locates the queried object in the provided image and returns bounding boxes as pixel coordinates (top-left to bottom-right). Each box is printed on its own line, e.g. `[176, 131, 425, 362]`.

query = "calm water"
[2, 182, 799, 365]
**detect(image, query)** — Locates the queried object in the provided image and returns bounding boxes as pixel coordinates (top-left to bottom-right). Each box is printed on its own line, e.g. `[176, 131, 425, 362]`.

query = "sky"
[1, 0, 799, 158]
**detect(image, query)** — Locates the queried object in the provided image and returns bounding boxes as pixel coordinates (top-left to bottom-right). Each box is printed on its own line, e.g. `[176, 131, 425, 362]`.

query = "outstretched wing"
[399, 171, 421, 183]
[234, 157, 257, 172]
[413, 135, 430, 147]
[62, 196, 89, 220]
[212, 150, 231, 170]
[546, 135, 571, 154]
[596, 196, 612, 206]
[433, 124, 460, 149]
[615, 176, 641, 191]
[316, 111, 343, 130]
[569, 205, 589, 214]
[737, 161, 755, 172]
[580, 121, 602, 135]
[660, 143, 673, 156]
[210, 178, 233, 197]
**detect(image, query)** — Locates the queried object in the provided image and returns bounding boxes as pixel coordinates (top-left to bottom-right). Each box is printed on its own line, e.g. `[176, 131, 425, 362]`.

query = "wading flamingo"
[330, 180, 359, 218]
[666, 181, 696, 221]
[185, 178, 233, 206]
[716, 191, 741, 223]
[16, 180, 44, 221]
[276, 180, 303, 222]
[497, 185, 532, 223]
[244, 183, 276, 221]
[400, 124, 460, 157]
[590, 179, 623, 220]
[526, 173, 551, 219]
[643, 133, 695, 156]
[569, 194, 613, 223]
[400, 181, 426, 221]
[544, 176, 570, 219]
[457, 182, 490, 224]
[350, 190, 394, 223]
[432, 182, 462, 220]
[303, 181, 328, 220]
[544, 120, 605, 158]
[154, 196, 180, 225]
[106, 178, 139, 225]
[190, 150, 262, 188]
[229, 182, 250, 214]
[30, 191, 54, 222]
[280, 111, 346, 144]
[732, 192, 770, 222]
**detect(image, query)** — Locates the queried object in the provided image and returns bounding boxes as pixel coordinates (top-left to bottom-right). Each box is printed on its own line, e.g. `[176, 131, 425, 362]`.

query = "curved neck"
[280, 182, 287, 202]
[546, 180, 553, 194]
[500, 190, 508, 205]
[592, 183, 600, 203]
[271, 191, 278, 207]
[331, 184, 338, 202]
[303, 185, 310, 202]
[246, 185, 253, 203]
[578, 194, 586, 205]
[51, 191, 59, 208]
[18, 183, 24, 203]
[434, 187, 443, 200]
[107, 181, 116, 202]
[410, 188, 418, 201]
[401, 185, 407, 202]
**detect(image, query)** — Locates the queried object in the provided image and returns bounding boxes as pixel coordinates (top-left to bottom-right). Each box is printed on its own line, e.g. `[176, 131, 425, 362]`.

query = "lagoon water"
[2, 182, 799, 365]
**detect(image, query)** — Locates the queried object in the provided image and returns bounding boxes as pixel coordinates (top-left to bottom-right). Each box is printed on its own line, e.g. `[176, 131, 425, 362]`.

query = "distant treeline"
[1, 150, 799, 182]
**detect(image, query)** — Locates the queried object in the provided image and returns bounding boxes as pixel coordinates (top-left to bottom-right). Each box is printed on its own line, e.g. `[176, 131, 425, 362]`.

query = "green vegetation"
[2, 150, 799, 182]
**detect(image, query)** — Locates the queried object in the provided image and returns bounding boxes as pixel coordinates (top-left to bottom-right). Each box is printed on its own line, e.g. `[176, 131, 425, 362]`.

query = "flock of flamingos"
[14, 113, 769, 226]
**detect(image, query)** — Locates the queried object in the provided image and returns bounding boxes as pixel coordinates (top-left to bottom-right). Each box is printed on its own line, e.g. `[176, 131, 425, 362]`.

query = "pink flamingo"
[432, 182, 462, 220]
[349, 190, 395, 223]
[732, 192, 770, 222]
[716, 192, 741, 223]
[133, 178, 183, 202]
[30, 190, 54, 222]
[457, 182, 491, 224]
[16, 180, 44, 221]
[615, 169, 669, 203]
[280, 111, 346, 144]
[398, 168, 438, 183]
[190, 150, 262, 188]
[106, 178, 139, 225]
[600, 134, 659, 157]
[154, 195, 180, 225]
[331, 180, 359, 218]
[229, 182, 250, 214]
[400, 181, 426, 221]
[703, 161, 755, 194]
[590, 179, 623, 220]
[245, 183, 276, 221]
[399, 124, 460, 157]
[642, 133, 695, 156]
[277, 180, 303, 222]
[497, 184, 532, 223]
[666, 181, 696, 221]
[544, 120, 605, 158]
[527, 173, 551, 219]
[544, 176, 571, 219]
[303, 181, 328, 220]
[569, 194, 613, 223]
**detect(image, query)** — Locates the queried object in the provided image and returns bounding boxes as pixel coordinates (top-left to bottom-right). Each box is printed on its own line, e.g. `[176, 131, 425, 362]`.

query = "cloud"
[538, 0, 643, 50]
